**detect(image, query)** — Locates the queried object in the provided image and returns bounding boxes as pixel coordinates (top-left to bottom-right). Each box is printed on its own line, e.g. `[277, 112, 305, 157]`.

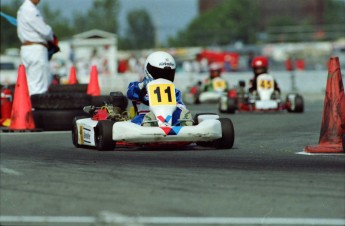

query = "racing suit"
[127, 81, 188, 125]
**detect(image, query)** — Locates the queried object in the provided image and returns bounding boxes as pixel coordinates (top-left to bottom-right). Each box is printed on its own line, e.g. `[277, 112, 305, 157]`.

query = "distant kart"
[73, 79, 235, 151]
[218, 73, 304, 114]
[183, 77, 228, 104]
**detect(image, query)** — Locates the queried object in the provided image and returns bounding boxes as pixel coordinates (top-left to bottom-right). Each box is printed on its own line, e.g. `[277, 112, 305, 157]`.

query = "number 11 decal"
[149, 84, 176, 106]
[154, 86, 172, 102]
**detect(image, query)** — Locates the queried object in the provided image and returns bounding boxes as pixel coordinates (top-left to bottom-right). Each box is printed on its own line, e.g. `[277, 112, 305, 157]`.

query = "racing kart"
[218, 73, 304, 114]
[72, 78, 235, 151]
[183, 77, 228, 104]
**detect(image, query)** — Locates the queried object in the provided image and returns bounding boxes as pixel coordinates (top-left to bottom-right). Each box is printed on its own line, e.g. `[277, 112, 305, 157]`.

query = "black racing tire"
[218, 98, 227, 113]
[91, 96, 110, 107]
[294, 95, 304, 113]
[95, 120, 115, 151]
[91, 93, 128, 110]
[213, 118, 235, 149]
[72, 116, 89, 148]
[48, 84, 88, 93]
[109, 92, 129, 110]
[33, 109, 88, 131]
[31, 93, 91, 110]
[227, 98, 237, 114]
[194, 93, 201, 105]
[286, 93, 304, 113]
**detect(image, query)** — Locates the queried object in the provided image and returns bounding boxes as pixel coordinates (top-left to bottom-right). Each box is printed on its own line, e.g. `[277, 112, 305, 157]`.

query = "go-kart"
[72, 78, 235, 151]
[219, 73, 304, 114]
[183, 77, 228, 104]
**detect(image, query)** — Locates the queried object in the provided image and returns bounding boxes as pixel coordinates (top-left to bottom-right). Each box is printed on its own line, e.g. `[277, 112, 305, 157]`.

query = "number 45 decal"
[259, 80, 273, 89]
[148, 83, 176, 106]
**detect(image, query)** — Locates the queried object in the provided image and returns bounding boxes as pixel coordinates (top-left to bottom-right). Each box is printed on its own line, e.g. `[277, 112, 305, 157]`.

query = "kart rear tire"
[95, 120, 115, 151]
[227, 98, 236, 114]
[194, 94, 201, 104]
[72, 116, 88, 148]
[294, 95, 304, 113]
[213, 118, 235, 149]
[109, 92, 128, 110]
[286, 93, 304, 113]
[218, 96, 227, 113]
[91, 93, 128, 110]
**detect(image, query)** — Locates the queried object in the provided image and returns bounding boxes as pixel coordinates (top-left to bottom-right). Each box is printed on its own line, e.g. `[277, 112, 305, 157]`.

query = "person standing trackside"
[17, 0, 55, 95]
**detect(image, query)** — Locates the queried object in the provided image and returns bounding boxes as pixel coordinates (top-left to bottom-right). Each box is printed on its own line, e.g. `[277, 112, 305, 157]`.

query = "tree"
[323, 0, 345, 25]
[120, 9, 155, 50]
[168, 0, 259, 47]
[73, 0, 119, 34]
[41, 3, 74, 40]
[265, 0, 345, 42]
[0, 0, 21, 52]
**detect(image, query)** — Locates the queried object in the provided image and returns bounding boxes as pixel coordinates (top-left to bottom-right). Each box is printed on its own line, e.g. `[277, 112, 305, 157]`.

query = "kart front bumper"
[113, 120, 222, 143]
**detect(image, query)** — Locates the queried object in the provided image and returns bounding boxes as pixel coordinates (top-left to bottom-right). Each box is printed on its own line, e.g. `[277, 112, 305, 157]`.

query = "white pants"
[20, 45, 49, 95]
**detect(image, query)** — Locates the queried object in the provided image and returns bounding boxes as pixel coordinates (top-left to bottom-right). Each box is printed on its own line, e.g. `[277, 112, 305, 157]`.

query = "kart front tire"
[95, 120, 116, 151]
[72, 116, 88, 148]
[214, 118, 235, 149]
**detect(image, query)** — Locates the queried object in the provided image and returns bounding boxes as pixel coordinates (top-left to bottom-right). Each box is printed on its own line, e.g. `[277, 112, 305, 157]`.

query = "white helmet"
[144, 51, 176, 82]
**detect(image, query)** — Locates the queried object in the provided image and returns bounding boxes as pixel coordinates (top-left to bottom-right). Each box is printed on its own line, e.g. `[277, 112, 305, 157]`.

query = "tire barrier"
[31, 93, 91, 110]
[33, 109, 88, 131]
[30, 92, 128, 131]
[48, 84, 88, 93]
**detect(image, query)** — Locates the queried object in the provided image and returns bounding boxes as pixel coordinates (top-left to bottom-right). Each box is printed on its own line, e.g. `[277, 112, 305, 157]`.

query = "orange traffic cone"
[68, 66, 78, 84]
[9, 64, 36, 130]
[304, 56, 345, 153]
[87, 65, 100, 96]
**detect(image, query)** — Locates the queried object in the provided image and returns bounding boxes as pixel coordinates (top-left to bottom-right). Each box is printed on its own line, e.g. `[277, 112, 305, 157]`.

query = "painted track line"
[0, 131, 70, 135]
[1, 216, 345, 225]
[296, 151, 345, 156]
[0, 167, 22, 176]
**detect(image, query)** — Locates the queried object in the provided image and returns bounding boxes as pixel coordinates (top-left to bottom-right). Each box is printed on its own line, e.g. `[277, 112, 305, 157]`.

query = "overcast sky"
[1, 0, 198, 43]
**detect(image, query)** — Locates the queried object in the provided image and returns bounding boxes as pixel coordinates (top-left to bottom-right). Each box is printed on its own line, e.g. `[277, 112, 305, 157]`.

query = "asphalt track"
[0, 100, 345, 226]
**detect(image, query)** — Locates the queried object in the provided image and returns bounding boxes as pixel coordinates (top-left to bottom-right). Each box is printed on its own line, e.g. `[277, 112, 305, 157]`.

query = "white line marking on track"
[1, 216, 345, 225]
[0, 216, 94, 223]
[296, 151, 345, 156]
[0, 131, 70, 136]
[0, 167, 22, 176]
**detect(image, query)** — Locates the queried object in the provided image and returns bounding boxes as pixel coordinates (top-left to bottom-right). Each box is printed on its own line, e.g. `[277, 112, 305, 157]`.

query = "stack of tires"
[31, 84, 128, 131]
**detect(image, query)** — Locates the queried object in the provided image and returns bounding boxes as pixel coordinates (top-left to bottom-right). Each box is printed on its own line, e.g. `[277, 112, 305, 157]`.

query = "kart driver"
[202, 63, 229, 92]
[248, 56, 281, 94]
[127, 51, 193, 126]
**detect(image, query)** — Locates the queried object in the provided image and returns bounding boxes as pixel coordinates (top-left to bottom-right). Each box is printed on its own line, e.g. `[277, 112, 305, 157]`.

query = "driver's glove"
[138, 77, 153, 90]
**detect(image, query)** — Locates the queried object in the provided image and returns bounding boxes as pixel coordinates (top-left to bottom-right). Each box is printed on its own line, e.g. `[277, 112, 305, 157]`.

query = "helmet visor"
[147, 63, 175, 82]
